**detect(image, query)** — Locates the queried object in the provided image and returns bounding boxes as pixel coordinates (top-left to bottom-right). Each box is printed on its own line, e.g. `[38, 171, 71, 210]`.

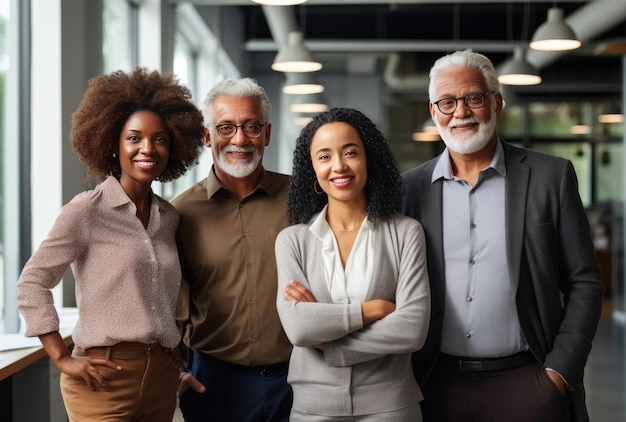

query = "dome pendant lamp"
[272, 31, 322, 73]
[289, 92, 328, 113]
[529, 7, 581, 51]
[497, 47, 542, 86]
[282, 72, 324, 95]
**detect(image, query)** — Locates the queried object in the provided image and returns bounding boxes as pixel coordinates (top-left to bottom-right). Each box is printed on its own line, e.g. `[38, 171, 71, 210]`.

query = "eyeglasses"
[212, 123, 265, 139]
[432, 92, 492, 115]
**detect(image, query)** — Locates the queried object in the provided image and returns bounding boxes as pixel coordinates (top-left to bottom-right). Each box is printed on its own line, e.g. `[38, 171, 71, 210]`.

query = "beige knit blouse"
[17, 176, 182, 349]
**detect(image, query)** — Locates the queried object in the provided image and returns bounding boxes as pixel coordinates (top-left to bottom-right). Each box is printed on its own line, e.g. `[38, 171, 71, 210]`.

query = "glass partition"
[103, 0, 133, 73]
[0, 0, 8, 333]
[1, 0, 20, 334]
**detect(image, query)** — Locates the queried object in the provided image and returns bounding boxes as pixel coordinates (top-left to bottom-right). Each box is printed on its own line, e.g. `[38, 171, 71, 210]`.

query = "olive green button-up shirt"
[173, 167, 292, 366]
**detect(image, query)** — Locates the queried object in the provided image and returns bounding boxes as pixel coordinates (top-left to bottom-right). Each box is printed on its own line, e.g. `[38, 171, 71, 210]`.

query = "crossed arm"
[284, 280, 396, 326]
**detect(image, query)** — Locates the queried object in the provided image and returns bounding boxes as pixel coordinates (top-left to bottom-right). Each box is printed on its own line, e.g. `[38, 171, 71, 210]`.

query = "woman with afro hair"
[275, 108, 431, 421]
[17, 67, 204, 421]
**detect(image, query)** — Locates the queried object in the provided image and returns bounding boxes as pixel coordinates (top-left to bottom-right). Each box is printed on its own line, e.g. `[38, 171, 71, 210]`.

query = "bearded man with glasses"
[402, 50, 603, 422]
[172, 78, 293, 421]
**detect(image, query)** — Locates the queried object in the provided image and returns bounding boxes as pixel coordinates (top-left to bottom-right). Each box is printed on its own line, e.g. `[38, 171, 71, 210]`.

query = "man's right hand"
[178, 371, 206, 398]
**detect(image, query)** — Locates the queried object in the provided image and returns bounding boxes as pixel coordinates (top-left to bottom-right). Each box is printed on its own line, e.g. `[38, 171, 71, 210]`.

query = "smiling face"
[206, 95, 270, 184]
[117, 110, 170, 190]
[430, 67, 503, 155]
[310, 122, 367, 207]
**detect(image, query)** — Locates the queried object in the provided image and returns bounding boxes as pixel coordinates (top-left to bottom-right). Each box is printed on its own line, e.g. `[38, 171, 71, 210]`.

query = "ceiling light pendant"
[412, 118, 441, 142]
[293, 116, 313, 126]
[251, 0, 308, 5]
[497, 47, 542, 86]
[289, 92, 328, 113]
[598, 103, 624, 124]
[570, 124, 591, 135]
[282, 72, 325, 95]
[598, 114, 624, 124]
[272, 31, 322, 73]
[529, 7, 581, 51]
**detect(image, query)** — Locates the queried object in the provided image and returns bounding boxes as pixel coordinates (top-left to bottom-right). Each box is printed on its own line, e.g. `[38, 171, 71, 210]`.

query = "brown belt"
[438, 351, 536, 372]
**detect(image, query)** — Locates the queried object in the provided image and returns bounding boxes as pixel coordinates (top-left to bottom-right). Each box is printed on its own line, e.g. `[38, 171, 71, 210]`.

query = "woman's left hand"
[284, 280, 317, 302]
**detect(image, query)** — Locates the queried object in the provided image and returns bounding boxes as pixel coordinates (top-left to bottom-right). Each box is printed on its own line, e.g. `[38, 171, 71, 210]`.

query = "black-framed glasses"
[433, 92, 492, 115]
[212, 123, 265, 139]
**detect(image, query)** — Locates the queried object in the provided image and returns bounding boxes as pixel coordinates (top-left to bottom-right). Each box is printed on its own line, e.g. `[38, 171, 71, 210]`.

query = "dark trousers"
[179, 351, 292, 422]
[422, 355, 571, 422]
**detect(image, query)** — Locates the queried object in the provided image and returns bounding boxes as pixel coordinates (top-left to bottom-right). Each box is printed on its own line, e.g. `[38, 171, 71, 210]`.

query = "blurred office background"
[0, 1, 625, 420]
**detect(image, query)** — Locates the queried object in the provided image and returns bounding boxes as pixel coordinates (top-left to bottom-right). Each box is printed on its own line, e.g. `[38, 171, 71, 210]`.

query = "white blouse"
[309, 206, 374, 305]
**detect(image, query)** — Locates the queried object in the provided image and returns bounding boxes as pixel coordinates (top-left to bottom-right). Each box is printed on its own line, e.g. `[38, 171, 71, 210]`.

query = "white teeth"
[333, 177, 351, 183]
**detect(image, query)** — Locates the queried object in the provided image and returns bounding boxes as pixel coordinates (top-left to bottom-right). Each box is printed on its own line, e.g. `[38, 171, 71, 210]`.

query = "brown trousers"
[60, 342, 179, 422]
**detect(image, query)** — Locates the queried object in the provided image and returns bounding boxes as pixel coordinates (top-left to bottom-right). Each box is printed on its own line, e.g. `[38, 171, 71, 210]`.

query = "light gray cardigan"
[275, 213, 431, 417]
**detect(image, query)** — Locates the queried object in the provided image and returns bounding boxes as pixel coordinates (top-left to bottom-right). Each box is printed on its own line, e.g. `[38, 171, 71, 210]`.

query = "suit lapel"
[502, 142, 530, 288]
[417, 164, 446, 301]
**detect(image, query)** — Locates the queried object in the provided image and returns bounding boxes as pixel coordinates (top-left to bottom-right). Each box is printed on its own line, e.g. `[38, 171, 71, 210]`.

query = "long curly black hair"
[70, 67, 205, 182]
[287, 107, 403, 225]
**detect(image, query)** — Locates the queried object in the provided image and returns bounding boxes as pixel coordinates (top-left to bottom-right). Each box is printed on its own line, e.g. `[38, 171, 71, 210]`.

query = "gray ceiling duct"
[383, 53, 429, 91]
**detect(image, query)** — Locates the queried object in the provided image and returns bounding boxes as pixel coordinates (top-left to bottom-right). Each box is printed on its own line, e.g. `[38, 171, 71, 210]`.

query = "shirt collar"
[101, 175, 163, 211]
[101, 176, 131, 207]
[431, 137, 507, 183]
[309, 205, 373, 241]
[205, 165, 273, 199]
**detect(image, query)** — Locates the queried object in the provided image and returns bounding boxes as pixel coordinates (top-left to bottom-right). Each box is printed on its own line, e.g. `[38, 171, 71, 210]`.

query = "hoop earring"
[314, 179, 324, 195]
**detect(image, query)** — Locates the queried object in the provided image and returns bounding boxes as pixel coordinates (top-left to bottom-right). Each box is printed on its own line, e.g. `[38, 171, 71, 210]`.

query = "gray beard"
[438, 115, 497, 155]
[216, 148, 261, 179]
[436, 101, 499, 155]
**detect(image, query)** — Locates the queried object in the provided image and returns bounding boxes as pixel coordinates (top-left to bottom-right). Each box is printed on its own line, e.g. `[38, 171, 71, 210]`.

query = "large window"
[103, 0, 133, 73]
[163, 3, 242, 200]
[1, 0, 21, 334]
[0, 0, 8, 334]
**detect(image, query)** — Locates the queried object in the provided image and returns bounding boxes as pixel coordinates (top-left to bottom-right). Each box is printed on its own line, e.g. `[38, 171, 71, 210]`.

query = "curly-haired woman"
[275, 108, 431, 421]
[17, 67, 204, 421]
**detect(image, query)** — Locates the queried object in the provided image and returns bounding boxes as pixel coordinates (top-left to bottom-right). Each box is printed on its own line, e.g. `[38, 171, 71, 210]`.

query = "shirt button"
[471, 223, 477, 229]
[249, 299, 256, 304]
[466, 333, 471, 339]
[466, 296, 473, 302]
[469, 259, 475, 265]
[251, 336, 257, 342]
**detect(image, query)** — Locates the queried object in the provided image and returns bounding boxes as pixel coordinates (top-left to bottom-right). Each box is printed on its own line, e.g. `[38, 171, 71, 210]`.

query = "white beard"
[216, 145, 262, 178]
[436, 109, 497, 155]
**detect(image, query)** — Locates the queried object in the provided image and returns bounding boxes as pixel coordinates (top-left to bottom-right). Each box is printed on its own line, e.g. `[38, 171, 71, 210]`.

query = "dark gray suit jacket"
[402, 140, 604, 422]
